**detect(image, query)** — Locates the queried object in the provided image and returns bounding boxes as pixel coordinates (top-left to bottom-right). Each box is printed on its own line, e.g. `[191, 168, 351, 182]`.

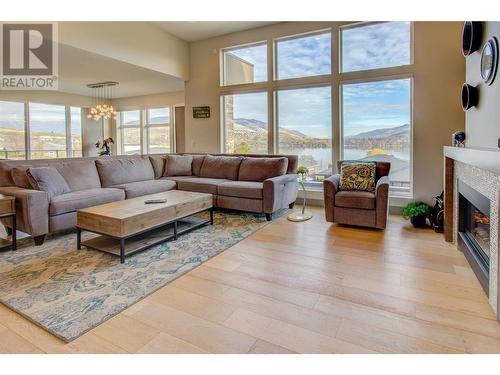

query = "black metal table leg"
[11, 213, 16, 251]
[76, 228, 81, 250]
[120, 238, 125, 264]
[173, 221, 178, 240]
[210, 208, 214, 225]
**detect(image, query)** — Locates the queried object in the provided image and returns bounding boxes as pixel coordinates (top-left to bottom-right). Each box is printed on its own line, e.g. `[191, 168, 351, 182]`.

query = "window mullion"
[25, 101, 31, 160]
[332, 25, 341, 172]
[65, 106, 71, 157]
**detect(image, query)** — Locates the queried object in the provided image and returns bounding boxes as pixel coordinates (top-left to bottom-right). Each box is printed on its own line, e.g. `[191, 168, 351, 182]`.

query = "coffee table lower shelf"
[77, 212, 213, 263]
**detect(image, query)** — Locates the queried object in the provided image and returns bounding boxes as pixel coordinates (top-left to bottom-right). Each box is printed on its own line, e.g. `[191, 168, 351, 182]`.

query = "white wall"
[59, 22, 190, 81]
[112, 91, 184, 111]
[465, 22, 500, 149]
[0, 90, 91, 107]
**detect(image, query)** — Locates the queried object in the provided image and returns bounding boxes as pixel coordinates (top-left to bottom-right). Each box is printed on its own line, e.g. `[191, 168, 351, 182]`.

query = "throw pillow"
[199, 155, 243, 180]
[11, 166, 35, 189]
[27, 167, 71, 199]
[238, 157, 289, 182]
[163, 154, 193, 177]
[339, 162, 376, 192]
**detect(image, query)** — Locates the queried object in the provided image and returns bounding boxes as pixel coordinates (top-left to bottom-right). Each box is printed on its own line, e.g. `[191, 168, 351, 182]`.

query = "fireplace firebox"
[458, 180, 490, 294]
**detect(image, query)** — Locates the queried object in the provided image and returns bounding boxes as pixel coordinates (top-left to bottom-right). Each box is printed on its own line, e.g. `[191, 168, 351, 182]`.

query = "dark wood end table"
[0, 194, 16, 251]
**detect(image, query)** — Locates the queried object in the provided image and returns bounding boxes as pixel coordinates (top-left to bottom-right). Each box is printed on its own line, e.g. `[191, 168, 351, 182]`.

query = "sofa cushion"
[27, 167, 71, 199]
[49, 188, 125, 216]
[200, 155, 243, 180]
[218, 181, 263, 199]
[177, 177, 230, 194]
[56, 160, 101, 191]
[238, 157, 288, 182]
[148, 155, 166, 179]
[160, 176, 192, 183]
[111, 179, 176, 199]
[164, 154, 193, 177]
[96, 157, 155, 187]
[335, 190, 376, 210]
[217, 195, 263, 213]
[191, 155, 206, 176]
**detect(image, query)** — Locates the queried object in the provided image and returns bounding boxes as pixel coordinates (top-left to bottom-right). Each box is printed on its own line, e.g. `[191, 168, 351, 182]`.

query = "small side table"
[287, 179, 313, 222]
[0, 194, 16, 251]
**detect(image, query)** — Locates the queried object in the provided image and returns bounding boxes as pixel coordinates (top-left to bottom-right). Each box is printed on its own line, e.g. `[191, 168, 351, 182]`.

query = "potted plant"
[402, 202, 431, 228]
[296, 166, 309, 182]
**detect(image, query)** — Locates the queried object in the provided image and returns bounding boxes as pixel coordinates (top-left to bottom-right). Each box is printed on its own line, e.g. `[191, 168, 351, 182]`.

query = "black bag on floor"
[430, 192, 444, 233]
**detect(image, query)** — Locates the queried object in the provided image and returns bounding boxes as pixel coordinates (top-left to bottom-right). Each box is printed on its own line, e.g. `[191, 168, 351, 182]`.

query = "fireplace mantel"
[444, 146, 500, 242]
[444, 146, 500, 174]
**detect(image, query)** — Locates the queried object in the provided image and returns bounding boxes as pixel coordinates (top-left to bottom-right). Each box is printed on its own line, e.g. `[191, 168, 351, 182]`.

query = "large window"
[118, 107, 174, 155]
[147, 107, 171, 154]
[29, 103, 67, 159]
[341, 78, 412, 194]
[275, 31, 331, 80]
[220, 23, 414, 194]
[222, 43, 267, 86]
[0, 101, 83, 160]
[222, 92, 268, 154]
[0, 100, 25, 159]
[341, 22, 411, 73]
[70, 107, 82, 157]
[120, 110, 141, 155]
[277, 87, 332, 183]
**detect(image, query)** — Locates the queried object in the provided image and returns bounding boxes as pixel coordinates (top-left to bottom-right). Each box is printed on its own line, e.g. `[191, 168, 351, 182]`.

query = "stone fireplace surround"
[444, 146, 500, 320]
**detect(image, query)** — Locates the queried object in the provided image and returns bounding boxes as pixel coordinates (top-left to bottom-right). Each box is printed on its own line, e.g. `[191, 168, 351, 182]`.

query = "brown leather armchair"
[323, 161, 391, 229]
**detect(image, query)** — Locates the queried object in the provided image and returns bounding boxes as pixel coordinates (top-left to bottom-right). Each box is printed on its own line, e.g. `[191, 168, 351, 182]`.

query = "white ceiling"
[153, 21, 277, 42]
[58, 44, 184, 98]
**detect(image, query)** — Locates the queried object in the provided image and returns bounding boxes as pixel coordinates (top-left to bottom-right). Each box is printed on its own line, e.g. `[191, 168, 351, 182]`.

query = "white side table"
[287, 179, 313, 222]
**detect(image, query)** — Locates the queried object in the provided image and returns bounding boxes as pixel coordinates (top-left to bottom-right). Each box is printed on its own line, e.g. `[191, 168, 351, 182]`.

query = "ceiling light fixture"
[86, 81, 119, 121]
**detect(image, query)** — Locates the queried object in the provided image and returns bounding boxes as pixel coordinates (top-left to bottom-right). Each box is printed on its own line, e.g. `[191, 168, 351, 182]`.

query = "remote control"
[144, 199, 167, 204]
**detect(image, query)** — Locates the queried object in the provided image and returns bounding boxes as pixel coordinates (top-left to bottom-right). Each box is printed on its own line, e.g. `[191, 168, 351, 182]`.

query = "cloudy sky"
[228, 21, 411, 139]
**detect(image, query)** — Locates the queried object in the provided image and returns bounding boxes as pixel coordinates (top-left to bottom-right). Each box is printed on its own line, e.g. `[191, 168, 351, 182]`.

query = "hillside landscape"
[228, 118, 409, 153]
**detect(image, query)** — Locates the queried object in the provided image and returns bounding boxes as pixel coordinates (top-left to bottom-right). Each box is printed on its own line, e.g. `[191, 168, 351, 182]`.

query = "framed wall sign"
[193, 106, 210, 118]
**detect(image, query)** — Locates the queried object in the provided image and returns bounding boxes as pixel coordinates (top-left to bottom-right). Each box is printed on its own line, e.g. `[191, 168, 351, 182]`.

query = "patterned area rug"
[0, 210, 280, 342]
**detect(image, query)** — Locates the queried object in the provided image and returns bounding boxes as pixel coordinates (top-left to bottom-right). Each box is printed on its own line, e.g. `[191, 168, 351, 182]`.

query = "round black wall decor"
[461, 83, 479, 111]
[462, 21, 483, 56]
[481, 37, 499, 85]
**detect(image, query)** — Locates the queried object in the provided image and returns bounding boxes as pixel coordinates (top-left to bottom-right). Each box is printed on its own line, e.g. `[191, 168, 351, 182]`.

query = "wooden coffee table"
[76, 190, 213, 263]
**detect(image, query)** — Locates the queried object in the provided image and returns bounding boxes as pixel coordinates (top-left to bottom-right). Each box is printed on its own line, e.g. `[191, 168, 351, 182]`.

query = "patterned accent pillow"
[339, 162, 376, 192]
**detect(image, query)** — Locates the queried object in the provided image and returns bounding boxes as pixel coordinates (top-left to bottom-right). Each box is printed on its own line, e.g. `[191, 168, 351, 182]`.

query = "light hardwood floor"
[1, 207, 500, 354]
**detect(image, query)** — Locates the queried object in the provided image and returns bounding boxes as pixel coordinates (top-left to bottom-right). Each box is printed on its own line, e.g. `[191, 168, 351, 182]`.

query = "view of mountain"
[233, 118, 267, 131]
[231, 118, 326, 148]
[345, 124, 409, 139]
[231, 118, 409, 150]
[343, 124, 409, 152]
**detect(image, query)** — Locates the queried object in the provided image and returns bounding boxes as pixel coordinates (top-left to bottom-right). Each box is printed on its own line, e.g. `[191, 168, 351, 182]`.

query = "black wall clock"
[480, 37, 498, 85]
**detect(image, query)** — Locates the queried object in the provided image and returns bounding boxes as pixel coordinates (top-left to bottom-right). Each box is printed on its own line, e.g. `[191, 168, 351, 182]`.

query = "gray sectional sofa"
[0, 153, 299, 245]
